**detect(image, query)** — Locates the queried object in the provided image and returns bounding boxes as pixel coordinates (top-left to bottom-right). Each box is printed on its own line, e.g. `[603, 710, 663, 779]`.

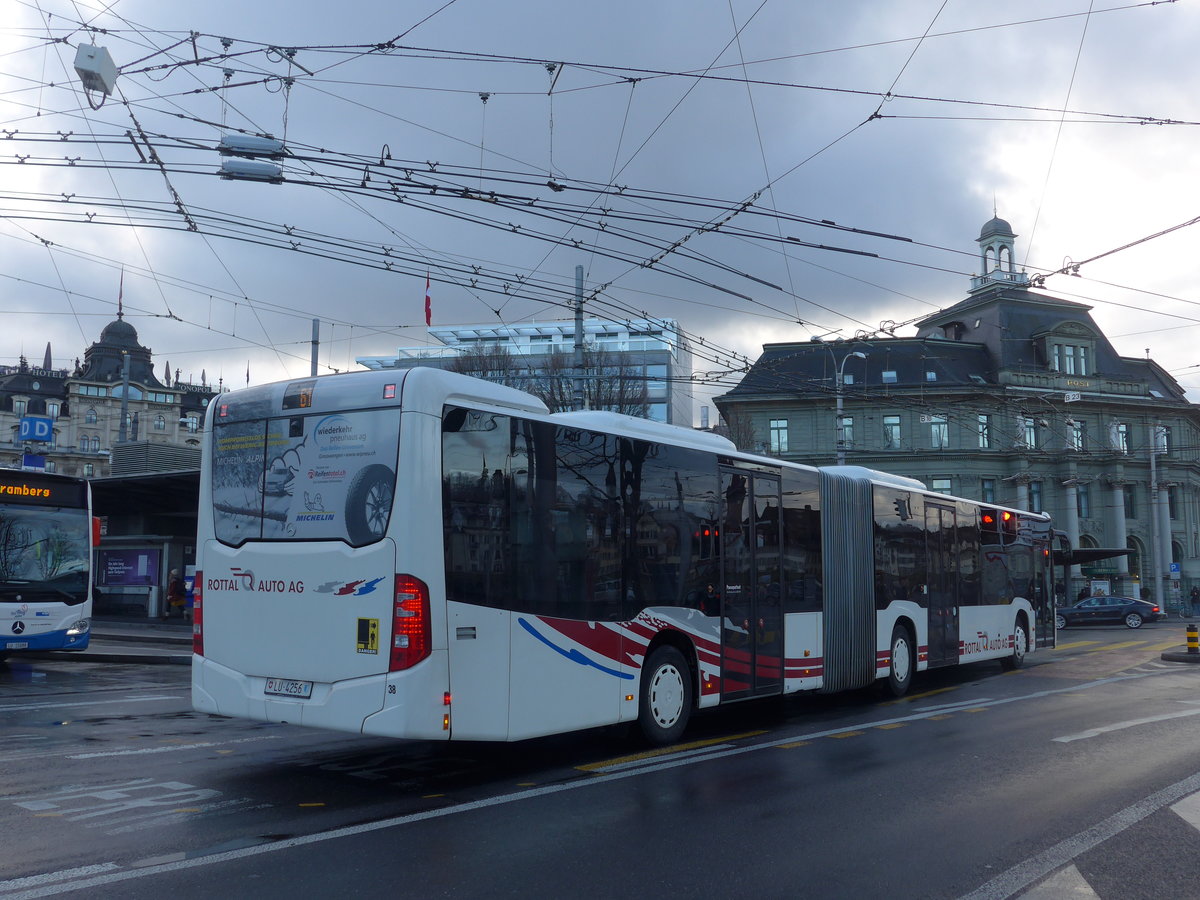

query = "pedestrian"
[166, 569, 184, 620]
[1189, 586, 1199, 617]
[1077, 586, 1090, 604]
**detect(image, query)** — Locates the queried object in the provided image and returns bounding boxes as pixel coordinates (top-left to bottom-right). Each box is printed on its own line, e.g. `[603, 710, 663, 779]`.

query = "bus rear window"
[212, 408, 400, 546]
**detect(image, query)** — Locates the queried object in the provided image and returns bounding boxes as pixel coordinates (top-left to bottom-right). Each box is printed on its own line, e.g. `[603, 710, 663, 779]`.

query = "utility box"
[74, 44, 118, 96]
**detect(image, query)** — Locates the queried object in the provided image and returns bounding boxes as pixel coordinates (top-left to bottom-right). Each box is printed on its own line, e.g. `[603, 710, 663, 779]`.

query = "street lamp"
[835, 351, 868, 465]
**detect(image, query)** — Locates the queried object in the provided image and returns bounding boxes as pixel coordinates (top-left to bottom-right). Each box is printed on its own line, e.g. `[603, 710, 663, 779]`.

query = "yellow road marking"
[1145, 639, 1188, 652]
[829, 730, 864, 739]
[777, 740, 812, 749]
[173, 808, 201, 813]
[876, 722, 906, 730]
[422, 794, 445, 799]
[963, 707, 989, 713]
[298, 802, 325, 807]
[884, 686, 958, 706]
[1086, 641, 1146, 652]
[1054, 641, 1101, 649]
[576, 730, 767, 771]
[927, 714, 952, 721]
[516, 782, 537, 787]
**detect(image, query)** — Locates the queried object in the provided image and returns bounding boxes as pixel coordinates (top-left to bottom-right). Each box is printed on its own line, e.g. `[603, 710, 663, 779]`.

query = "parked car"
[1054, 595, 1163, 630]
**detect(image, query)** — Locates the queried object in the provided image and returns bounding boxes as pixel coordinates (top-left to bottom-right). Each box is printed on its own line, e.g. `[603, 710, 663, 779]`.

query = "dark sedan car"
[1054, 595, 1163, 630]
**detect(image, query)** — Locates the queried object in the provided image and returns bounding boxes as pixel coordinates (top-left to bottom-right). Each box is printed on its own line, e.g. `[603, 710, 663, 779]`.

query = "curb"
[1160, 651, 1200, 664]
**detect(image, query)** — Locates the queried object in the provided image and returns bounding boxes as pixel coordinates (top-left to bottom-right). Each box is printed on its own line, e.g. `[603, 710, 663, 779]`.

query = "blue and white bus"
[0, 470, 94, 660]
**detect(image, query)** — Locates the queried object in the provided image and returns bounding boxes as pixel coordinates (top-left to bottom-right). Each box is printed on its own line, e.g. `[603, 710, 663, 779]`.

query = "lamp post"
[835, 351, 868, 466]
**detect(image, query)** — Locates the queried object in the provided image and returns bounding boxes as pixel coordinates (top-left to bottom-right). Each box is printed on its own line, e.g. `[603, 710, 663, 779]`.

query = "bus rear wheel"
[638, 645, 693, 746]
[885, 624, 914, 697]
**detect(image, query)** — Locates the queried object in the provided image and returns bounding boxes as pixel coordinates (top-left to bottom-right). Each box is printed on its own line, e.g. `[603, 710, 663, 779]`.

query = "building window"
[882, 371, 898, 384]
[1069, 420, 1086, 451]
[1023, 417, 1037, 449]
[1029, 480, 1043, 514]
[1169, 485, 1179, 519]
[981, 478, 996, 504]
[184, 415, 199, 434]
[978, 415, 992, 449]
[44, 460, 55, 474]
[1051, 342, 1090, 376]
[1124, 484, 1136, 519]
[48, 402, 60, 419]
[83, 463, 94, 477]
[1158, 425, 1172, 454]
[883, 415, 901, 449]
[13, 399, 26, 417]
[90, 436, 101, 452]
[840, 416, 855, 446]
[1077, 482, 1091, 519]
[85, 407, 97, 424]
[769, 419, 788, 454]
[153, 414, 166, 431]
[930, 477, 952, 494]
[842, 373, 855, 386]
[1113, 422, 1129, 453]
[930, 415, 948, 449]
[926, 371, 937, 382]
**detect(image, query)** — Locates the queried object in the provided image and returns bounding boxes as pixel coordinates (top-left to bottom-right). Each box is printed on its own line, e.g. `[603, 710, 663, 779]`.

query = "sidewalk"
[16, 616, 193, 666]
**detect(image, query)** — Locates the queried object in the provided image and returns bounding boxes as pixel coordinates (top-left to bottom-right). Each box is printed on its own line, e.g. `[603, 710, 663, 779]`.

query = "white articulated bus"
[0, 471, 95, 661]
[192, 368, 1055, 745]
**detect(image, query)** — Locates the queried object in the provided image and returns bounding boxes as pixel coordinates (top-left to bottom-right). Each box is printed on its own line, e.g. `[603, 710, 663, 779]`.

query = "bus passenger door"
[719, 470, 783, 699]
[926, 503, 959, 667]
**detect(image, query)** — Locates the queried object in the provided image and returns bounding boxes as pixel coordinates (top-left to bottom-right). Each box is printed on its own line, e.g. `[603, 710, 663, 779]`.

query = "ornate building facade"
[715, 216, 1200, 603]
[0, 310, 215, 477]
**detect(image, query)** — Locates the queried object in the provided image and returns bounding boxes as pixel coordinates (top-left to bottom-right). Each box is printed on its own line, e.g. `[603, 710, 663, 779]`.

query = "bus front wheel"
[1000, 618, 1027, 671]
[885, 624, 914, 697]
[638, 645, 693, 746]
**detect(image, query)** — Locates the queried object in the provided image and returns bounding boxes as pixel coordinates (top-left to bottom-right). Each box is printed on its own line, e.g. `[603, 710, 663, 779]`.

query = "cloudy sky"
[2, 0, 1200, 421]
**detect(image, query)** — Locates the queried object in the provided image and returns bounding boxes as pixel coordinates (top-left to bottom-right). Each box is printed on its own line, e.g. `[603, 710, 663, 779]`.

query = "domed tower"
[970, 214, 1029, 292]
[76, 308, 167, 387]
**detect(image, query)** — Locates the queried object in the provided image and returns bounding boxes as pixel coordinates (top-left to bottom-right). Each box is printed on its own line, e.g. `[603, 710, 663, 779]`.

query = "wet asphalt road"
[3, 623, 1200, 898]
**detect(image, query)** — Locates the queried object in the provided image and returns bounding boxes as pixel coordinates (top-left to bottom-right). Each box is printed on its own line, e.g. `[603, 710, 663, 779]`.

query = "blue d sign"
[18, 416, 53, 442]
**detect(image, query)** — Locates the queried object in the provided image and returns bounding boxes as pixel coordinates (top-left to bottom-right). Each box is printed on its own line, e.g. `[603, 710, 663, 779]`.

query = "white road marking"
[67, 735, 281, 759]
[1052, 707, 1200, 743]
[1170, 791, 1200, 831]
[0, 864, 120, 892]
[0, 695, 182, 713]
[1015, 864, 1099, 899]
[960, 773, 1200, 900]
[586, 744, 736, 774]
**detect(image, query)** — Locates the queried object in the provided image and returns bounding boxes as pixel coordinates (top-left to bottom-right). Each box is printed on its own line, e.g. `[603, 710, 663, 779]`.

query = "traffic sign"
[18, 416, 52, 442]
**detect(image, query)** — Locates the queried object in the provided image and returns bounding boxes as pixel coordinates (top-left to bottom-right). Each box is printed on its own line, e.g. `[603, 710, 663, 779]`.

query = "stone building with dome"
[715, 215, 1200, 604]
[0, 308, 215, 477]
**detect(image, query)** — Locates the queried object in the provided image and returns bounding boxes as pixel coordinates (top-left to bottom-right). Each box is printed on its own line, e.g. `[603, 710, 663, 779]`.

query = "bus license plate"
[264, 678, 313, 699]
[5, 642, 28, 650]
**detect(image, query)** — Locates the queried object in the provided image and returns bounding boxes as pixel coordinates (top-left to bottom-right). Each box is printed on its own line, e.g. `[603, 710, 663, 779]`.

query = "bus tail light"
[390, 574, 430, 672]
[192, 571, 204, 657]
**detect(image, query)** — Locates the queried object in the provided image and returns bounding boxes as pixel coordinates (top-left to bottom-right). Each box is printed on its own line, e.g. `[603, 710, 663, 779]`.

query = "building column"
[1106, 474, 1129, 575]
[1062, 478, 1081, 580]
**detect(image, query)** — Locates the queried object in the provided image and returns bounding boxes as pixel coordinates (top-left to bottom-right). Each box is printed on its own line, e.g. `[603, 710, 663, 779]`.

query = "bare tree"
[448, 344, 650, 417]
[447, 344, 525, 388]
[530, 348, 649, 415]
[716, 407, 756, 451]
